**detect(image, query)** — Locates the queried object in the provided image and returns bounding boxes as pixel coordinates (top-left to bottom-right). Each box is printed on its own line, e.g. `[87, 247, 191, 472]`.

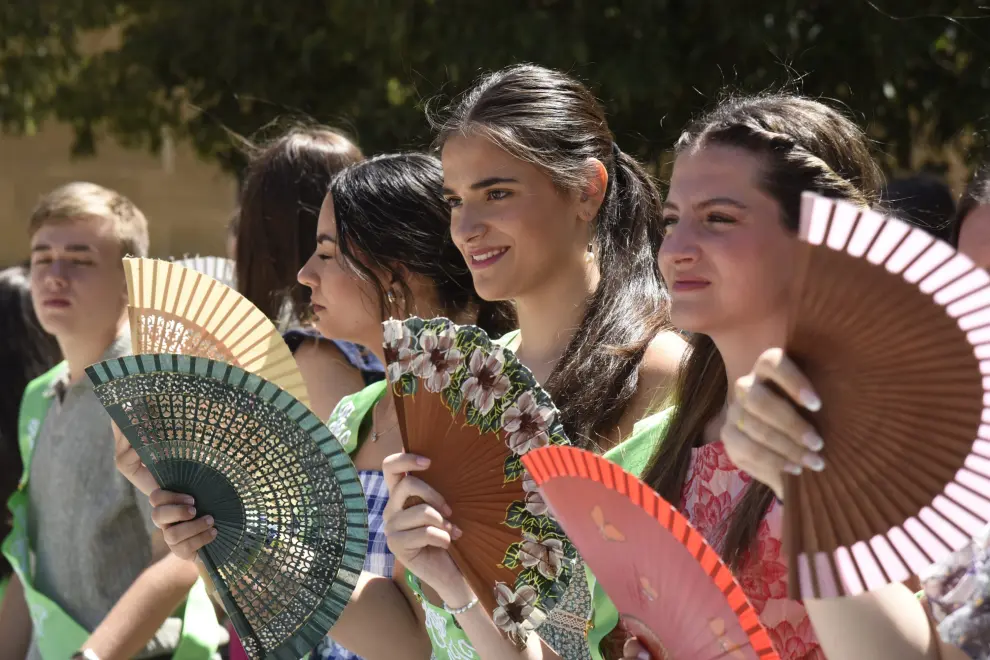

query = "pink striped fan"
[783, 191, 990, 599]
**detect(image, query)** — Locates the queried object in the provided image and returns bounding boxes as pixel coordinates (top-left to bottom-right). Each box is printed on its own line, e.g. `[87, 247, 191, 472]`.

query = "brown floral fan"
[384, 317, 576, 643]
[124, 257, 309, 407]
[783, 191, 990, 599]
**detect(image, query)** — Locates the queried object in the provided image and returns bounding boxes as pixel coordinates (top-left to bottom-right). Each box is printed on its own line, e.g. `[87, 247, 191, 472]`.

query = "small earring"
[386, 289, 397, 319]
[585, 242, 595, 263]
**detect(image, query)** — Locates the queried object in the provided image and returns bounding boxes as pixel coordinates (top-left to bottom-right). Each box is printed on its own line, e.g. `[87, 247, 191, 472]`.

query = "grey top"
[26, 333, 182, 660]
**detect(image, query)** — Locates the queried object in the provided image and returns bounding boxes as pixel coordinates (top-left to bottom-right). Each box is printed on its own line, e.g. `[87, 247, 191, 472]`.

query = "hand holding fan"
[384, 317, 576, 642]
[86, 354, 368, 660]
[521, 446, 779, 660]
[124, 256, 308, 406]
[783, 191, 990, 599]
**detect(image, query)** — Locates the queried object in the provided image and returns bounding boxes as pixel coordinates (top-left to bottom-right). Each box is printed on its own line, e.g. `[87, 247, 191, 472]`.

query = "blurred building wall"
[0, 123, 235, 267]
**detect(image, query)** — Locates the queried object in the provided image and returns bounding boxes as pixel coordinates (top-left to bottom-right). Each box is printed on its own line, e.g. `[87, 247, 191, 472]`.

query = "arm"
[152, 490, 430, 659]
[81, 533, 199, 660]
[0, 573, 32, 660]
[381, 454, 560, 660]
[805, 583, 967, 660]
[294, 339, 368, 421]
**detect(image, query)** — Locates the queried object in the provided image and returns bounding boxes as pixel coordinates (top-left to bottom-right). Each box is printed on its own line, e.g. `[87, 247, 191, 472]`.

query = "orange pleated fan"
[522, 446, 779, 660]
[124, 257, 309, 407]
[783, 191, 990, 599]
[385, 317, 576, 643]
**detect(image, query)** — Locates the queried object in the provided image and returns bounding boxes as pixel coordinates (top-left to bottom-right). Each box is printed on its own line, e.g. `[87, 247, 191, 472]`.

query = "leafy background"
[2, 1, 988, 179]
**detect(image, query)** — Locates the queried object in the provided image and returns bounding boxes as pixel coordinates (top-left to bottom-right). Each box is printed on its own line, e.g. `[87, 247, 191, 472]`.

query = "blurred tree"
[1, 0, 987, 174]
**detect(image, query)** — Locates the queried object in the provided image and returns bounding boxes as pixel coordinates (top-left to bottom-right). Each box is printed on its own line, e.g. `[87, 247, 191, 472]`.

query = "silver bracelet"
[443, 596, 479, 616]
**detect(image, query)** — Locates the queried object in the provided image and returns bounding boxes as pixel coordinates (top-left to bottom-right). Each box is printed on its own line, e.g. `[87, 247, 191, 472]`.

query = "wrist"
[436, 579, 476, 613]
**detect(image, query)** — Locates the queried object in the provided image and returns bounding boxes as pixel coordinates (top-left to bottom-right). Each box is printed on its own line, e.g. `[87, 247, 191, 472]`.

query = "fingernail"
[638, 652, 651, 660]
[205, 516, 215, 526]
[801, 432, 824, 452]
[416, 456, 431, 467]
[800, 389, 822, 412]
[784, 462, 803, 476]
[452, 526, 463, 539]
[187, 507, 196, 516]
[442, 504, 453, 517]
[803, 453, 826, 472]
[182, 496, 196, 505]
[210, 528, 218, 537]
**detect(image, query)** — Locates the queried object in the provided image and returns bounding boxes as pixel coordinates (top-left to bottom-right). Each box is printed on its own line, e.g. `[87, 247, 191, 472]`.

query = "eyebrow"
[31, 243, 94, 253]
[663, 197, 749, 212]
[315, 233, 337, 244]
[442, 176, 520, 195]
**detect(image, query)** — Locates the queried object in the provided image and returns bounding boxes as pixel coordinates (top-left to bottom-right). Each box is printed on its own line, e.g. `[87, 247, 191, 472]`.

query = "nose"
[449, 205, 486, 250]
[297, 254, 318, 289]
[657, 222, 700, 274]
[44, 260, 69, 288]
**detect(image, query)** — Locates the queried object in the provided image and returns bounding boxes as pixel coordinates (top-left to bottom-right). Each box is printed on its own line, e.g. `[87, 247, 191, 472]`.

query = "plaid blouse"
[314, 470, 395, 660]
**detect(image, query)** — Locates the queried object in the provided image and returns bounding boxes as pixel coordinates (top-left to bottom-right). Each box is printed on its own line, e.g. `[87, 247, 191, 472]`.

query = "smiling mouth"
[469, 248, 508, 268]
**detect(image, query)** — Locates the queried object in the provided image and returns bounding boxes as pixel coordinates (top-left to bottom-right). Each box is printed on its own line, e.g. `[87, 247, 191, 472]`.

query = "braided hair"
[641, 94, 884, 568]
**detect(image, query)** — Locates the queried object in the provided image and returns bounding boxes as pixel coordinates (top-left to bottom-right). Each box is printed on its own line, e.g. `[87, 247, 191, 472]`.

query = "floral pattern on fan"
[384, 317, 575, 641]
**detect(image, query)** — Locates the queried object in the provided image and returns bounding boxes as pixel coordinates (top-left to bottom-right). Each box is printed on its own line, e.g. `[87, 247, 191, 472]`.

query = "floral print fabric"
[922, 523, 990, 659]
[681, 441, 823, 659]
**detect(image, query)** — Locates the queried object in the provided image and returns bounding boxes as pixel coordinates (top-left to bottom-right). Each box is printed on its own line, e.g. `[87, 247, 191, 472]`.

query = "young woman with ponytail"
[380, 64, 686, 659]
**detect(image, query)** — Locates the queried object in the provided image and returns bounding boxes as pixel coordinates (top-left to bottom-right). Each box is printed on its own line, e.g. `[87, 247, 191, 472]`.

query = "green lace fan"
[86, 354, 368, 660]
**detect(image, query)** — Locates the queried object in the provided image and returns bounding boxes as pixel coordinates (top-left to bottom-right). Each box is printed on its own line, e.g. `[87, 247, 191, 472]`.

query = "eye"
[706, 212, 736, 225]
[660, 216, 678, 235]
[487, 189, 511, 201]
[72, 259, 94, 266]
[445, 196, 462, 209]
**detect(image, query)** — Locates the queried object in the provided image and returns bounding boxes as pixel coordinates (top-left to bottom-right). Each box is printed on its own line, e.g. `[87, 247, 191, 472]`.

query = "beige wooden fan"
[124, 257, 309, 406]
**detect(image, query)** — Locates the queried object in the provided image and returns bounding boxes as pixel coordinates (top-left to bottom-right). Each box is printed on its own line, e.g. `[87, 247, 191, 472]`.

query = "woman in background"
[233, 125, 383, 422]
[0, 265, 61, 602]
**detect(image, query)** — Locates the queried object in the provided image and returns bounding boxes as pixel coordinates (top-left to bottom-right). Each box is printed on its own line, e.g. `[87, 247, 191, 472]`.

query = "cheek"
[958, 213, 990, 268]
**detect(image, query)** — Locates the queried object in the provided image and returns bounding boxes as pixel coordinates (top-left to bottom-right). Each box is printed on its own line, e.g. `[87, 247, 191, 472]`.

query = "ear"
[578, 158, 609, 222]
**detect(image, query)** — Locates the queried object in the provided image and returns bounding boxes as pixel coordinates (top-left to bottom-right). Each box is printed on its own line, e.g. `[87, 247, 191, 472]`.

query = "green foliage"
[2, 1, 987, 172]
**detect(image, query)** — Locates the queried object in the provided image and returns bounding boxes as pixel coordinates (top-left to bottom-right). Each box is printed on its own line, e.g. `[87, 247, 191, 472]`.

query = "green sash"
[0, 364, 222, 659]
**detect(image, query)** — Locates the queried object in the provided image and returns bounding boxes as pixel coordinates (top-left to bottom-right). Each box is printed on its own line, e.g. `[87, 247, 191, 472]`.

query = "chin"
[469, 276, 516, 304]
[668, 305, 716, 336]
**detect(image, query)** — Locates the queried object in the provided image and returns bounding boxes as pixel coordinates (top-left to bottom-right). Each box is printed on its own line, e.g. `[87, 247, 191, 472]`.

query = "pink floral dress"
[681, 441, 824, 659]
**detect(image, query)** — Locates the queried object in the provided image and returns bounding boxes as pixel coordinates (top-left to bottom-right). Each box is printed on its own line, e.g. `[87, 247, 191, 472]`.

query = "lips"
[42, 298, 71, 308]
[671, 279, 710, 292]
[467, 247, 509, 269]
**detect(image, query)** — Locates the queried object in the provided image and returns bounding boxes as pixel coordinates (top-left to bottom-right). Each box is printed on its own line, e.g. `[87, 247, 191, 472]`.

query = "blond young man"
[0, 183, 221, 660]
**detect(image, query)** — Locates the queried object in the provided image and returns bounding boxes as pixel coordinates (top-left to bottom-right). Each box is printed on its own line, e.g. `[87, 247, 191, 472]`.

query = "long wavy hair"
[642, 94, 884, 568]
[433, 64, 669, 449]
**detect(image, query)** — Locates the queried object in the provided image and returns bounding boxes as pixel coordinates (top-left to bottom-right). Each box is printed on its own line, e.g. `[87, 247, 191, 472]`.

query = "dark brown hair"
[331, 153, 515, 337]
[642, 94, 884, 568]
[953, 164, 990, 246]
[0, 265, 61, 580]
[433, 64, 668, 449]
[235, 126, 364, 322]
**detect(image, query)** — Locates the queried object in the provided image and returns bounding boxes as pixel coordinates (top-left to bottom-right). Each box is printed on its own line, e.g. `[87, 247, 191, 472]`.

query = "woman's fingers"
[383, 473, 451, 521]
[151, 503, 199, 528]
[385, 503, 462, 539]
[751, 348, 821, 412]
[150, 489, 196, 508]
[622, 637, 651, 660]
[382, 453, 431, 492]
[728, 405, 823, 473]
[386, 525, 454, 555]
[738, 379, 821, 447]
[721, 423, 793, 492]
[162, 517, 217, 559]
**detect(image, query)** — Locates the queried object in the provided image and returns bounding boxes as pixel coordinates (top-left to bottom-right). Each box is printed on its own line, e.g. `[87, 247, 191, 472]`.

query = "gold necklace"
[371, 395, 398, 442]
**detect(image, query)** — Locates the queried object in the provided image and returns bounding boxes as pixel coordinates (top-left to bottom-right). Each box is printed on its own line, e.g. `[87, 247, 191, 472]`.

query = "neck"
[513, 259, 599, 383]
[57, 313, 128, 385]
[710, 312, 789, 406]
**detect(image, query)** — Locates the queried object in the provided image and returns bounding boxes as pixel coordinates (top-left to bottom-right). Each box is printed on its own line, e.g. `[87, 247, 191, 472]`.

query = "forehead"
[30, 216, 117, 251]
[668, 145, 765, 201]
[440, 133, 540, 188]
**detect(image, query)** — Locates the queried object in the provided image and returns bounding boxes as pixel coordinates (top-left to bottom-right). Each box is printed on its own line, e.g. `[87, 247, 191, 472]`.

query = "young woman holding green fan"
[121, 151, 514, 658]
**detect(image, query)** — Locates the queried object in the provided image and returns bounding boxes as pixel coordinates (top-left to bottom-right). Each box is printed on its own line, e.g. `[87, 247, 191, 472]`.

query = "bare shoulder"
[638, 330, 688, 390]
[293, 339, 369, 420]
